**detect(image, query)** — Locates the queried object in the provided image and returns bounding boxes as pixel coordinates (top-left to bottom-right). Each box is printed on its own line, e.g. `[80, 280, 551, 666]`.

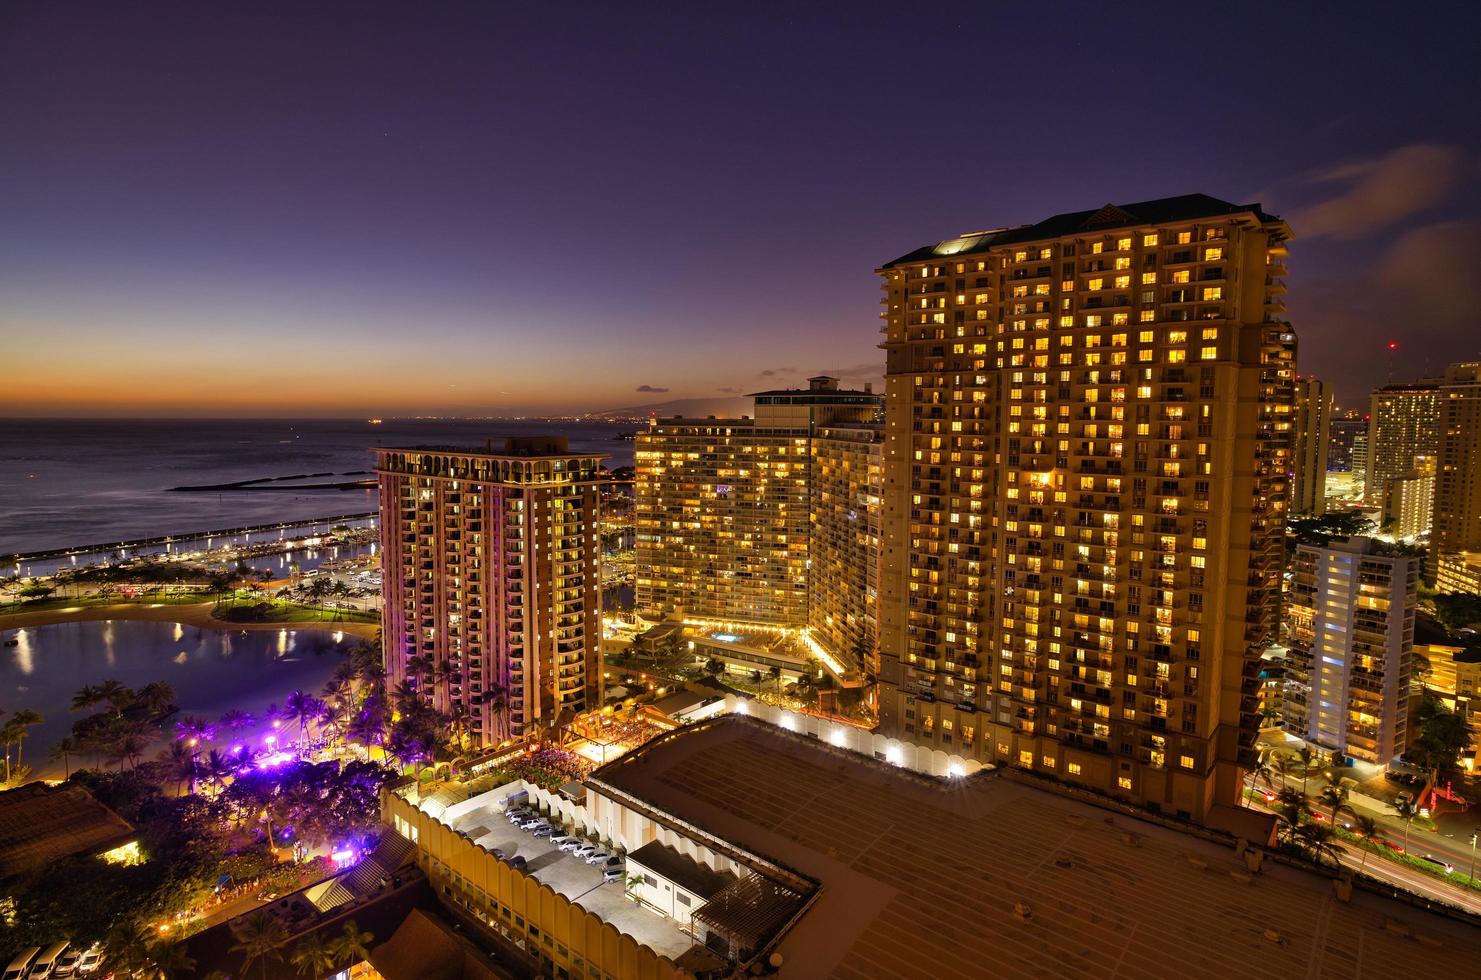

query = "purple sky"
[2, 2, 1478, 416]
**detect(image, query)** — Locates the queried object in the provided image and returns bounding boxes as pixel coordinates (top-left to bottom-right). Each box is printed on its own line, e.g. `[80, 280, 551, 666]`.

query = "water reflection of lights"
[173, 623, 183, 642]
[12, 628, 34, 675]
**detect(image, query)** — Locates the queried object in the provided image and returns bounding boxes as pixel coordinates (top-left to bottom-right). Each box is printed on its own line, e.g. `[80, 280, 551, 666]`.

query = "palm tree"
[1317, 780, 1354, 827]
[282, 690, 323, 746]
[1274, 787, 1309, 839]
[1351, 814, 1385, 872]
[1297, 745, 1317, 795]
[137, 681, 177, 717]
[1296, 822, 1343, 869]
[49, 735, 80, 779]
[219, 708, 256, 734]
[768, 665, 782, 695]
[1392, 797, 1420, 854]
[230, 910, 289, 980]
[288, 932, 336, 978]
[4, 708, 41, 781]
[1243, 757, 1274, 807]
[328, 920, 374, 969]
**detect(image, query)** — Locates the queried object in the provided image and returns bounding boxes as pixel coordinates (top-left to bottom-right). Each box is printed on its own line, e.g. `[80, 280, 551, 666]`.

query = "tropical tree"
[768, 665, 782, 695]
[1391, 796, 1420, 855]
[282, 691, 324, 746]
[2, 708, 42, 782]
[1274, 787, 1310, 839]
[289, 932, 336, 978]
[328, 920, 374, 969]
[1351, 814, 1385, 872]
[231, 910, 290, 980]
[1317, 780, 1355, 827]
[1295, 822, 1343, 869]
[1297, 745, 1317, 795]
[1243, 757, 1273, 807]
[49, 735, 81, 779]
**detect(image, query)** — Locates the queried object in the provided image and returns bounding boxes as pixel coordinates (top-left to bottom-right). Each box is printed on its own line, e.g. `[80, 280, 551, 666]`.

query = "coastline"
[0, 601, 380, 638]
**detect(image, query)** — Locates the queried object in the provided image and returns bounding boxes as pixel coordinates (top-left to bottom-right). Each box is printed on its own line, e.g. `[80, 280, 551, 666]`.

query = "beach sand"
[0, 601, 379, 638]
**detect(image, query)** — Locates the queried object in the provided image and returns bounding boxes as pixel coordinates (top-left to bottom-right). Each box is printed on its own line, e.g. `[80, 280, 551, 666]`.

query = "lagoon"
[0, 618, 351, 773]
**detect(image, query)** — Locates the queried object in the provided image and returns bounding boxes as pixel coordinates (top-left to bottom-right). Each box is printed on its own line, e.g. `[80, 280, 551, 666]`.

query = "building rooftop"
[882, 193, 1284, 268]
[0, 783, 135, 878]
[374, 435, 603, 460]
[628, 840, 734, 899]
[590, 714, 1481, 978]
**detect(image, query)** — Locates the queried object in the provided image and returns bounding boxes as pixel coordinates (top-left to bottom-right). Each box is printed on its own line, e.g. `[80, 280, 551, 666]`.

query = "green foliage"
[1430, 592, 1481, 633]
[1405, 692, 1473, 775]
[1286, 510, 1375, 548]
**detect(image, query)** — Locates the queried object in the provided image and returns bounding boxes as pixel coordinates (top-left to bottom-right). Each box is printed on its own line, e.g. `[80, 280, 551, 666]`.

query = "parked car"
[1419, 854, 1454, 874]
[28, 944, 69, 979]
[601, 860, 626, 883]
[2, 949, 39, 980]
[573, 843, 601, 860]
[517, 816, 547, 831]
[551, 835, 582, 852]
[530, 824, 555, 839]
[51, 951, 82, 979]
[583, 848, 612, 865]
[74, 947, 104, 975]
[505, 807, 533, 823]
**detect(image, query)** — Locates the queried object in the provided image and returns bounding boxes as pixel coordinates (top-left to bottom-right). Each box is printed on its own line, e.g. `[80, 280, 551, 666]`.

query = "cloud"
[1291, 144, 1466, 240]
[759, 367, 797, 378]
[716, 386, 744, 394]
[634, 384, 669, 393]
[1375, 221, 1481, 323]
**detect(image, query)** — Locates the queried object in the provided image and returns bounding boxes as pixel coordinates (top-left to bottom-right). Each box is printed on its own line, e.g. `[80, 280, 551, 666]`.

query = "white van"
[26, 944, 68, 979]
[2, 949, 39, 980]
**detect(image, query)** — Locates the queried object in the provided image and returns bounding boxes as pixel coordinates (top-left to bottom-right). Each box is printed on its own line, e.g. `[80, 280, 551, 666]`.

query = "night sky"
[3, 2, 1478, 416]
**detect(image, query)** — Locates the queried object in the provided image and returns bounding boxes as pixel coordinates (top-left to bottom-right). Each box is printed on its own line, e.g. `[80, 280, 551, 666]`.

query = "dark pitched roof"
[0, 783, 135, 878]
[627, 840, 734, 899]
[882, 193, 1284, 268]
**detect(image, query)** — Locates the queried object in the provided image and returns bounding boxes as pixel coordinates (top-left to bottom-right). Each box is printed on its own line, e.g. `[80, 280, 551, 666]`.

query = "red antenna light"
[1387, 342, 1399, 351]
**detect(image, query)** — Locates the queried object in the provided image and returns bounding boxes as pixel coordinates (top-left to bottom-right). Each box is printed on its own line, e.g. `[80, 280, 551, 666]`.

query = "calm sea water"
[0, 418, 635, 555]
[0, 619, 354, 771]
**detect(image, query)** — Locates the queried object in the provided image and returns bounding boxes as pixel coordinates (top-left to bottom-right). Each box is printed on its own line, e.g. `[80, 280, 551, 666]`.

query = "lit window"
[1067, 762, 1082, 775]
[1118, 776, 1133, 790]
[1141, 272, 1157, 284]
[1201, 286, 1222, 301]
[1204, 246, 1223, 261]
[1019, 750, 1033, 766]
[1116, 237, 1132, 250]
[1180, 755, 1195, 769]
[1142, 233, 1159, 247]
[1200, 346, 1217, 360]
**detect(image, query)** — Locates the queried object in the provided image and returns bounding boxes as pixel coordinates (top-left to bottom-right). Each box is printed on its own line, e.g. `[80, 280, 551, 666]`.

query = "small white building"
[625, 840, 734, 928]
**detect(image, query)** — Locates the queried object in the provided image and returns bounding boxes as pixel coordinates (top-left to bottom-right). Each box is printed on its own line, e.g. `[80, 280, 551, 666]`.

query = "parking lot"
[444, 797, 696, 959]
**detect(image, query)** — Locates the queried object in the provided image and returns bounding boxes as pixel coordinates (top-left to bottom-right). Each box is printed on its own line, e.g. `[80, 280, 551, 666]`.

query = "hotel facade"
[376, 437, 603, 743]
[1281, 537, 1417, 763]
[1432, 361, 1481, 586]
[634, 377, 884, 674]
[1291, 377, 1331, 516]
[875, 194, 1296, 820]
[1364, 380, 1441, 507]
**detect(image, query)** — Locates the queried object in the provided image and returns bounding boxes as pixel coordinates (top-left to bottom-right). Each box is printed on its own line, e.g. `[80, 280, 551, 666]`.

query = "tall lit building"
[376, 438, 603, 743]
[1327, 414, 1365, 474]
[1291, 377, 1331, 515]
[1364, 381, 1441, 506]
[1432, 361, 1481, 585]
[1381, 465, 1434, 540]
[876, 194, 1296, 820]
[634, 377, 883, 667]
[1350, 430, 1368, 494]
[1281, 537, 1417, 763]
[809, 423, 884, 674]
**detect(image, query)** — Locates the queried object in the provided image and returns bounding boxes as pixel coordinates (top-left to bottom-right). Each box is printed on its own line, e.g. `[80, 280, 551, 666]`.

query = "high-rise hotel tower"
[376, 437, 603, 743]
[876, 195, 1296, 820]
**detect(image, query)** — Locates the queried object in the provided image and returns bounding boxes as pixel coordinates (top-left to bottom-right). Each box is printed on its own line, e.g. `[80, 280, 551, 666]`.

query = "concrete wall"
[384, 791, 686, 980]
[721, 695, 987, 779]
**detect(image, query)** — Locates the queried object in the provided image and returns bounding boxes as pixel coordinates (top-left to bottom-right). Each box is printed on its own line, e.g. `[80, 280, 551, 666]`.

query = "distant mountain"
[589, 395, 753, 419]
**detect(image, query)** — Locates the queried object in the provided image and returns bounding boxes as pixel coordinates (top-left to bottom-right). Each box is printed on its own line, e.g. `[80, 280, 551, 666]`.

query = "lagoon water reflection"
[0, 619, 351, 769]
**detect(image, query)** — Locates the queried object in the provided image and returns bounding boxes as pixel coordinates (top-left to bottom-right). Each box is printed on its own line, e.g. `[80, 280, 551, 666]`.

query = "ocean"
[0, 418, 636, 556]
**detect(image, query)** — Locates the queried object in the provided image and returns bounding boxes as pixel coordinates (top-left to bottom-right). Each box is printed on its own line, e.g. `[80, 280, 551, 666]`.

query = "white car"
[573, 843, 601, 859]
[601, 861, 627, 883]
[552, 835, 583, 852]
[583, 848, 612, 865]
[517, 816, 547, 831]
[51, 952, 82, 979]
[75, 946, 104, 974]
[529, 824, 555, 839]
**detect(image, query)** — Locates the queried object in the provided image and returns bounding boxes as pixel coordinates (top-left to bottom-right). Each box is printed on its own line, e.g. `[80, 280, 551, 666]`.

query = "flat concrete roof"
[591, 715, 1481, 978]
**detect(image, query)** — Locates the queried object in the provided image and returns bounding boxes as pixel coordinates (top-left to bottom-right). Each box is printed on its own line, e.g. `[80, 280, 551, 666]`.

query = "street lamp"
[1469, 831, 1478, 886]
